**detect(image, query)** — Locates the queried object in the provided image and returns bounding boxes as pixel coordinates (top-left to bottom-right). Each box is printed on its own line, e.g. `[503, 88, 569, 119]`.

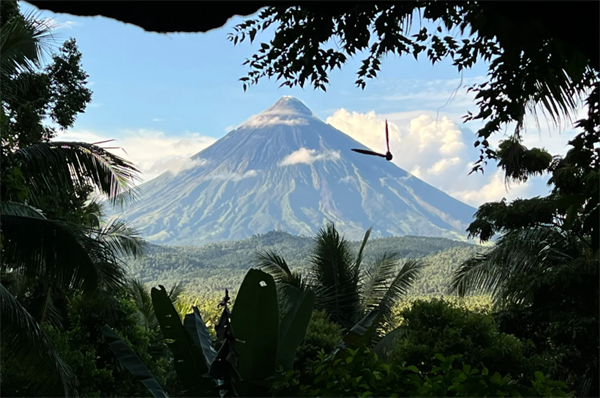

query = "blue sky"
[23, 1, 581, 207]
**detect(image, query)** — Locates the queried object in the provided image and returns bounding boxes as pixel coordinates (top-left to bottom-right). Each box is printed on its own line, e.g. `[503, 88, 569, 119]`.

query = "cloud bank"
[326, 109, 536, 207]
[55, 129, 216, 182]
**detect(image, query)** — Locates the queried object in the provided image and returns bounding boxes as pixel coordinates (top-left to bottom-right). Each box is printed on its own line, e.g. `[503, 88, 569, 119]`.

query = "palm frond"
[41, 289, 64, 327]
[127, 279, 158, 332]
[254, 249, 307, 292]
[0, 9, 55, 77]
[167, 282, 185, 303]
[0, 200, 46, 217]
[14, 141, 141, 207]
[1, 282, 77, 397]
[450, 227, 582, 306]
[92, 217, 146, 259]
[360, 251, 402, 313]
[309, 223, 362, 328]
[376, 259, 423, 326]
[1, 213, 128, 296]
[354, 226, 373, 277]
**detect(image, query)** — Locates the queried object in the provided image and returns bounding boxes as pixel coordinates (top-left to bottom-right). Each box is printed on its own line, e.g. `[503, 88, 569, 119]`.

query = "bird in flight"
[351, 119, 393, 161]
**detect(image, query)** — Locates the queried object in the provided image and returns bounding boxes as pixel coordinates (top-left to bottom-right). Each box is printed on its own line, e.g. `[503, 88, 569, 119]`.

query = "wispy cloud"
[243, 115, 309, 128]
[152, 118, 163, 122]
[45, 17, 82, 31]
[279, 148, 341, 166]
[54, 129, 217, 182]
[206, 170, 258, 182]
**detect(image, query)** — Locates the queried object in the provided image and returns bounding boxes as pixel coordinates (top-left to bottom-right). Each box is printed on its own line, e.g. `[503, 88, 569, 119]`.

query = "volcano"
[115, 96, 476, 245]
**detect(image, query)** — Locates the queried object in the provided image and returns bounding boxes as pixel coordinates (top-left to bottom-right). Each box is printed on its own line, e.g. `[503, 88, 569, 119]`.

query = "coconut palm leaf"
[167, 282, 185, 303]
[93, 217, 146, 259]
[0, 9, 54, 75]
[127, 279, 158, 332]
[1, 203, 130, 296]
[375, 259, 423, 328]
[354, 226, 372, 277]
[360, 251, 402, 313]
[0, 282, 77, 397]
[254, 250, 307, 292]
[309, 223, 362, 329]
[13, 141, 141, 207]
[450, 228, 583, 306]
[0, 200, 45, 217]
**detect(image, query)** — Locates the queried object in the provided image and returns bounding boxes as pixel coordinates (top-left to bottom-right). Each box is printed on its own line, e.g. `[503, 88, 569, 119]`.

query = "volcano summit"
[116, 97, 476, 245]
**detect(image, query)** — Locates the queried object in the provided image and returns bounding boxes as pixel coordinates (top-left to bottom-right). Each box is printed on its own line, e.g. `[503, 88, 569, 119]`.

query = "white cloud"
[452, 170, 530, 205]
[152, 118, 163, 122]
[54, 129, 216, 182]
[206, 170, 258, 182]
[279, 148, 341, 166]
[243, 115, 309, 128]
[225, 125, 237, 132]
[326, 109, 554, 207]
[147, 157, 207, 176]
[45, 17, 81, 30]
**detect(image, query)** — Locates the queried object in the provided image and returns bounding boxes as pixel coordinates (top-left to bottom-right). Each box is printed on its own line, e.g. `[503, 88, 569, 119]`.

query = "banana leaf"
[101, 325, 168, 398]
[231, 269, 279, 384]
[330, 308, 380, 358]
[277, 288, 315, 370]
[151, 285, 212, 397]
[372, 326, 404, 360]
[184, 306, 218, 368]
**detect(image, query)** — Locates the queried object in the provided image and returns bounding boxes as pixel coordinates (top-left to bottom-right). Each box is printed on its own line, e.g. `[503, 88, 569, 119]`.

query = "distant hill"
[112, 96, 476, 246]
[126, 230, 484, 296]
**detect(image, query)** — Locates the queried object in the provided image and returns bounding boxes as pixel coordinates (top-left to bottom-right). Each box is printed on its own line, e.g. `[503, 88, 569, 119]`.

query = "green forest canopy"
[127, 230, 483, 297]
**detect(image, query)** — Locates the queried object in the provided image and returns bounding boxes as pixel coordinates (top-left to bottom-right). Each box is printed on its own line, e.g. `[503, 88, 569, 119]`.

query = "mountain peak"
[262, 96, 314, 117]
[118, 96, 476, 246]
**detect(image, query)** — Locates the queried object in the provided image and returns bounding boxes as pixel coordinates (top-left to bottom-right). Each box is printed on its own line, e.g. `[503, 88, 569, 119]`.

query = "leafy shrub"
[387, 298, 544, 378]
[294, 309, 343, 371]
[272, 348, 570, 397]
[1, 294, 175, 398]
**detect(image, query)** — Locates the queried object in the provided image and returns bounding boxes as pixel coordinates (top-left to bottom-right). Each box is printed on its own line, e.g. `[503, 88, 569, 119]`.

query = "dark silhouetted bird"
[351, 119, 393, 161]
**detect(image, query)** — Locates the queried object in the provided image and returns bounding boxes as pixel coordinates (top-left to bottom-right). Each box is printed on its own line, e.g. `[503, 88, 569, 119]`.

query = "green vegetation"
[2, 1, 597, 397]
[272, 348, 569, 398]
[386, 299, 544, 378]
[126, 230, 480, 296]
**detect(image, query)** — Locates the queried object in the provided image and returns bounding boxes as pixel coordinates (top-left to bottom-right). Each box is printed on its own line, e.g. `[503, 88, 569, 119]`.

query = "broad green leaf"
[151, 285, 211, 396]
[184, 306, 218, 368]
[337, 309, 380, 353]
[372, 326, 404, 360]
[327, 309, 380, 361]
[277, 288, 315, 370]
[434, 353, 447, 362]
[231, 269, 279, 383]
[101, 325, 168, 398]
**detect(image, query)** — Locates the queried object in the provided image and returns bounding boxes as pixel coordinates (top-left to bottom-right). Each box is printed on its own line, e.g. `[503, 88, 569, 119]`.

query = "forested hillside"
[126, 230, 482, 295]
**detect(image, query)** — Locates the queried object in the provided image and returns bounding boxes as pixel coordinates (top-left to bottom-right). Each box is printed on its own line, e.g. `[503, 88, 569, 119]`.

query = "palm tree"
[0, 5, 146, 396]
[449, 227, 599, 397]
[255, 223, 423, 336]
[449, 227, 592, 307]
[0, 143, 144, 397]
